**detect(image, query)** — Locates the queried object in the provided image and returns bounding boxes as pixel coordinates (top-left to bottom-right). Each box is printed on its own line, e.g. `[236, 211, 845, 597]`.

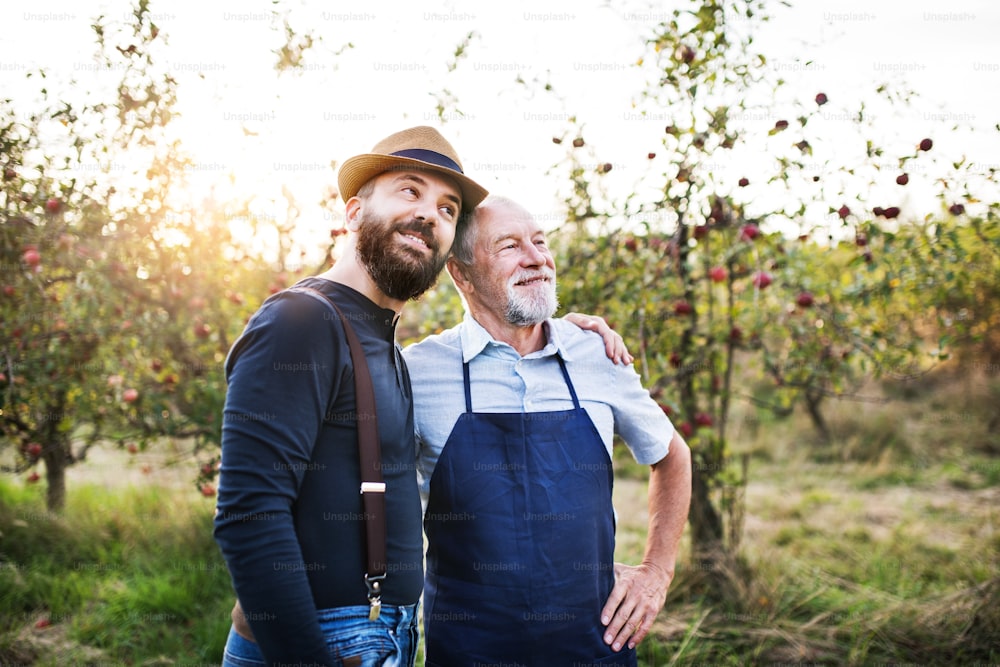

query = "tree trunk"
[688, 463, 723, 556]
[42, 446, 67, 513]
[804, 388, 830, 442]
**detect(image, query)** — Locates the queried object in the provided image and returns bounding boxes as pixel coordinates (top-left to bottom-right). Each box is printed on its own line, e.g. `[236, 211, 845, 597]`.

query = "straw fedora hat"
[337, 126, 488, 213]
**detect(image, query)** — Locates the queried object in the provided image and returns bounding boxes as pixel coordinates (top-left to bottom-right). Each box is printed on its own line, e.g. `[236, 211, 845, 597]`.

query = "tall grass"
[1, 368, 997, 665]
[0, 480, 233, 665]
[610, 367, 1000, 665]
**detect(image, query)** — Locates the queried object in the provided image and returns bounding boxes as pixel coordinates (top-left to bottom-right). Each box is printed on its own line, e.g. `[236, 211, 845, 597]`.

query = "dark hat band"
[389, 148, 464, 174]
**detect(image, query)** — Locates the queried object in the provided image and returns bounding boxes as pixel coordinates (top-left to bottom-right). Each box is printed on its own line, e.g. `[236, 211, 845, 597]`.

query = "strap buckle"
[365, 573, 386, 621]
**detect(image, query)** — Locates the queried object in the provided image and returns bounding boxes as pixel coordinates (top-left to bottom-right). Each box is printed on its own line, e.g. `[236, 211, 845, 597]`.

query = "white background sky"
[2, 0, 998, 262]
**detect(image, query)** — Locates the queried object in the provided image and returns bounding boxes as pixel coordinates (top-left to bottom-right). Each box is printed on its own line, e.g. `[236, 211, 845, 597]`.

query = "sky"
[2, 0, 998, 261]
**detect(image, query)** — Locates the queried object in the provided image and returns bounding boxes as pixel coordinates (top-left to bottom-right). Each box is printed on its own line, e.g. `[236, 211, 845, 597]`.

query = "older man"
[404, 195, 692, 665]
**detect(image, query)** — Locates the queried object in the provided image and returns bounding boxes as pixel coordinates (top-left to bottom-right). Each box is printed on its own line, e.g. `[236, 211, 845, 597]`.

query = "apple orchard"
[2, 1, 999, 576]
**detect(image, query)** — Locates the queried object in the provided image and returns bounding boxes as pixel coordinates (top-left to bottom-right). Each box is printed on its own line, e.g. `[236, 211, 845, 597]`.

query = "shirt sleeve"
[610, 356, 673, 466]
[213, 293, 341, 666]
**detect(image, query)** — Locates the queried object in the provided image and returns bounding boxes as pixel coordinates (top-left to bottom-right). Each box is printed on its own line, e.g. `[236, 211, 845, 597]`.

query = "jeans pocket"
[221, 626, 266, 667]
[324, 618, 396, 667]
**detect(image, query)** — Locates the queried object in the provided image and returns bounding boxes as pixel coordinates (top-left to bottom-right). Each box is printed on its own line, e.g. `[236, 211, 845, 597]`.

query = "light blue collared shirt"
[403, 314, 674, 501]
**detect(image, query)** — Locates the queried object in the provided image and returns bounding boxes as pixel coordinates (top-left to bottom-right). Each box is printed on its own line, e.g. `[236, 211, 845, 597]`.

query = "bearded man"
[214, 127, 486, 667]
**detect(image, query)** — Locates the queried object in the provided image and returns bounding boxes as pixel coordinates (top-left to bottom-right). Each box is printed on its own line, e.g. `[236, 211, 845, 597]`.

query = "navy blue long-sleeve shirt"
[213, 277, 423, 666]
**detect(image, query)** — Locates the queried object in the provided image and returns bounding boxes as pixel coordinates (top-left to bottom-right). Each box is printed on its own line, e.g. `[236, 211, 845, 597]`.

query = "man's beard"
[355, 211, 449, 301]
[504, 269, 558, 326]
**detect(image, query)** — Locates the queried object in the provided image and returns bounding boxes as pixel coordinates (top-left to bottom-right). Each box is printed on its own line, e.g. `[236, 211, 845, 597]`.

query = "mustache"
[509, 269, 555, 286]
[394, 219, 440, 253]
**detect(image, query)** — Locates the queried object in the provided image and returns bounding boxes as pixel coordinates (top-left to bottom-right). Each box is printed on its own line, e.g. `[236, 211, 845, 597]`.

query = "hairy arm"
[601, 430, 692, 651]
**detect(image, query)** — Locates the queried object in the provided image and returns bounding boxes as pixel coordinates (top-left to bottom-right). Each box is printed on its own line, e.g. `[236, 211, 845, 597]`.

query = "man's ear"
[446, 256, 473, 294]
[344, 197, 363, 232]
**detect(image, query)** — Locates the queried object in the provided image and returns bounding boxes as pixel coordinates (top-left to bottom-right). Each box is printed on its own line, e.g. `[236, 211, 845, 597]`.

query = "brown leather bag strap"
[290, 287, 387, 594]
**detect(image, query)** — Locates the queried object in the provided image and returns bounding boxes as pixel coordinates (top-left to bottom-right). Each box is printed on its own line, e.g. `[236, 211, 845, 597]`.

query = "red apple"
[694, 412, 713, 428]
[679, 422, 694, 438]
[44, 198, 61, 214]
[919, 138, 933, 151]
[796, 291, 815, 308]
[738, 177, 749, 187]
[624, 237, 638, 252]
[26, 442, 42, 458]
[22, 249, 41, 267]
[815, 92, 828, 106]
[194, 322, 211, 338]
[693, 224, 709, 240]
[739, 224, 760, 242]
[674, 300, 694, 316]
[126, 442, 139, 454]
[659, 403, 673, 417]
[34, 616, 51, 629]
[123, 388, 139, 403]
[752, 271, 773, 289]
[200, 483, 216, 497]
[709, 266, 727, 283]
[3, 285, 14, 297]
[647, 152, 656, 159]
[896, 173, 909, 185]
[27, 471, 40, 484]
[837, 205, 850, 219]
[151, 359, 163, 372]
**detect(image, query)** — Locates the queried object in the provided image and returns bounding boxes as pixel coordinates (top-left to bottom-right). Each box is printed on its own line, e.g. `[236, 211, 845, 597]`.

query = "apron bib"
[424, 356, 637, 666]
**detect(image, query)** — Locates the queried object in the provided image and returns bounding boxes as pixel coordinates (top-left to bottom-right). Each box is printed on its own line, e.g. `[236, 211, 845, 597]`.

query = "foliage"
[547, 0, 1000, 565]
[0, 3, 297, 510]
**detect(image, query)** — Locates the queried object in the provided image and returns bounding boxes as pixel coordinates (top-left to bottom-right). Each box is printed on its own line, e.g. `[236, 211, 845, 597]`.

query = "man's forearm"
[643, 430, 692, 579]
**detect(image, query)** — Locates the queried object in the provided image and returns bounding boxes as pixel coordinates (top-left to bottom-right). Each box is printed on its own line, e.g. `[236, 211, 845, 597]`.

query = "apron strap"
[555, 355, 581, 410]
[462, 353, 582, 412]
[462, 361, 473, 413]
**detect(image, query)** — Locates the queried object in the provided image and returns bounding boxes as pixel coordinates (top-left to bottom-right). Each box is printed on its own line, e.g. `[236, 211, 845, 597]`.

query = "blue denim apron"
[423, 356, 637, 666]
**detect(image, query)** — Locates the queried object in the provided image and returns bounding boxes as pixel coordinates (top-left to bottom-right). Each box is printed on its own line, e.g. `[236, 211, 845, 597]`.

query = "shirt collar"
[459, 313, 574, 363]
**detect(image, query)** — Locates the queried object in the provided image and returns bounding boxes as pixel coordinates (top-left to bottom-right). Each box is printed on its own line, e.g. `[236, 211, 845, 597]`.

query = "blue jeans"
[222, 603, 419, 667]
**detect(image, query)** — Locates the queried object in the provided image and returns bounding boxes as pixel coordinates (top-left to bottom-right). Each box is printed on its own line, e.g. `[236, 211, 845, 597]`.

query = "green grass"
[0, 480, 233, 665]
[1, 368, 998, 665]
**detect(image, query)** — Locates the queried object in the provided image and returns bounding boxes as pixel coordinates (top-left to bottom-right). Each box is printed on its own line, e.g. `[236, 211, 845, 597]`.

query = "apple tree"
[547, 0, 984, 569]
[0, 2, 275, 510]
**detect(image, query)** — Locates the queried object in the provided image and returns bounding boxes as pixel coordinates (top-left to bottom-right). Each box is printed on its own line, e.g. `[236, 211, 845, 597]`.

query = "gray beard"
[505, 276, 558, 326]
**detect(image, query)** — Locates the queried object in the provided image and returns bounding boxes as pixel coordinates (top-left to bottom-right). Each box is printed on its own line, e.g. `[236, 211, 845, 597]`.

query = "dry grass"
[611, 367, 1000, 665]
